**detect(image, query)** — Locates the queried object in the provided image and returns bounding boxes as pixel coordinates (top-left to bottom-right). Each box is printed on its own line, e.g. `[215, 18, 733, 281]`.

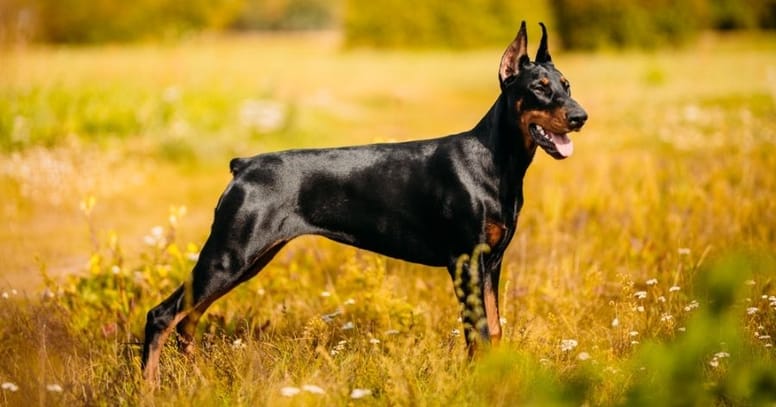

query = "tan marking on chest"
[485, 221, 507, 248]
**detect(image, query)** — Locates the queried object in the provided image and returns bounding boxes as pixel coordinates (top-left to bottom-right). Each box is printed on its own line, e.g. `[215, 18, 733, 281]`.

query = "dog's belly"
[297, 173, 466, 267]
[295, 170, 477, 266]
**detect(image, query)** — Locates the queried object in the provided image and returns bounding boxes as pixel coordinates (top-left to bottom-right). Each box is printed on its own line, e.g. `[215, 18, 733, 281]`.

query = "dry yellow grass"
[1, 31, 775, 405]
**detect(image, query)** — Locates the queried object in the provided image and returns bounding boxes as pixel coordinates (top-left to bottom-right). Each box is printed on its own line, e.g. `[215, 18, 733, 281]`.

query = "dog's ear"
[499, 21, 529, 86]
[535, 22, 552, 64]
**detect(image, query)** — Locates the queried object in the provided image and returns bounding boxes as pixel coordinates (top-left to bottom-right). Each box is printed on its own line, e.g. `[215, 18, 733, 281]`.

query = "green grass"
[1, 31, 775, 405]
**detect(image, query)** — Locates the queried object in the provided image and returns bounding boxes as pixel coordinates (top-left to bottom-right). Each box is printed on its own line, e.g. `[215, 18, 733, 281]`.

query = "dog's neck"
[473, 92, 537, 182]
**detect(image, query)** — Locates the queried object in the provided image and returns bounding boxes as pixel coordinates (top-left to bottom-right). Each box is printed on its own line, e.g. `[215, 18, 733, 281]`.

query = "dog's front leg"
[482, 259, 502, 345]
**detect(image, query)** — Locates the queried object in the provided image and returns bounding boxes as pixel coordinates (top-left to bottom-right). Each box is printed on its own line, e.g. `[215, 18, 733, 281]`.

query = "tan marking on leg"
[177, 316, 198, 357]
[144, 312, 189, 386]
[483, 277, 502, 345]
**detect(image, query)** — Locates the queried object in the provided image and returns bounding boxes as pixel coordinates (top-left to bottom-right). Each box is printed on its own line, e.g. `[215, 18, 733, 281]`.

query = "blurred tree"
[550, 0, 710, 49]
[550, 0, 776, 49]
[231, 0, 338, 30]
[710, 0, 776, 30]
[0, 0, 773, 45]
[1, 0, 244, 43]
[343, 0, 554, 48]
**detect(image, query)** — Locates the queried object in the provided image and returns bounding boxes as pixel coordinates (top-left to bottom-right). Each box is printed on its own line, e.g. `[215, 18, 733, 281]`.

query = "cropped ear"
[535, 22, 552, 64]
[499, 21, 529, 86]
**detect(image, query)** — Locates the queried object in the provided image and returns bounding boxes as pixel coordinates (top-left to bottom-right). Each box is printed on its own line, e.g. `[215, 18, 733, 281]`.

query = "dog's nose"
[567, 110, 588, 130]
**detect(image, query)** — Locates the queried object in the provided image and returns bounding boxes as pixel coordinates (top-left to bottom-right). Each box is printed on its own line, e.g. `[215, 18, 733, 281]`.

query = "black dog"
[142, 21, 587, 382]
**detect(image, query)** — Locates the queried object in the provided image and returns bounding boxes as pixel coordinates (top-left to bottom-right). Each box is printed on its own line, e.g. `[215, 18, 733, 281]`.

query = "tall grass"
[1, 32, 775, 405]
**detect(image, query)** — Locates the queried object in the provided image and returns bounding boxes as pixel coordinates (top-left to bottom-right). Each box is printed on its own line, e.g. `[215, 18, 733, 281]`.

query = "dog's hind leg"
[142, 238, 287, 384]
[174, 241, 287, 357]
[142, 179, 294, 384]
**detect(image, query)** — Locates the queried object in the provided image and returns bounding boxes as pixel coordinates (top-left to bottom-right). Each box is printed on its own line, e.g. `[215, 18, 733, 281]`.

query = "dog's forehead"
[532, 63, 564, 81]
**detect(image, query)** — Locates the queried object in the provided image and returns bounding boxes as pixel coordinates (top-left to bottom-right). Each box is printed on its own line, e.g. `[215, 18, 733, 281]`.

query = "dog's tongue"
[551, 133, 574, 157]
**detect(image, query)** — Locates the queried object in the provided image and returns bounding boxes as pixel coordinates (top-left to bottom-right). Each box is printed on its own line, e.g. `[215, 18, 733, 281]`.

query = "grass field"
[1, 31, 776, 405]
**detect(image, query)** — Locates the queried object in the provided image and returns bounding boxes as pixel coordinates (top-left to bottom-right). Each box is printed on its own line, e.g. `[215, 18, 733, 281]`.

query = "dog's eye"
[561, 80, 571, 95]
[533, 83, 552, 98]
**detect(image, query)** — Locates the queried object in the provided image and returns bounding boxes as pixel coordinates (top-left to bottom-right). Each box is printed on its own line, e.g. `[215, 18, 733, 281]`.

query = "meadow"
[1, 31, 775, 405]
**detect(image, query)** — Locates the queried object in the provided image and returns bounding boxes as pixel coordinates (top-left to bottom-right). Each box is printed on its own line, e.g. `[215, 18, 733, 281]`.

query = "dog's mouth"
[529, 124, 574, 159]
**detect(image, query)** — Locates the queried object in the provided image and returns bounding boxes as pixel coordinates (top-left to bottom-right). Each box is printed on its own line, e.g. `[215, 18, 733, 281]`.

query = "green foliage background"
[1, 0, 775, 48]
[342, 0, 553, 48]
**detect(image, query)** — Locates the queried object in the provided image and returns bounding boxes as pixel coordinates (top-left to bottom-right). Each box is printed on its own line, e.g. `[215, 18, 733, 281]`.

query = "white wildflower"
[660, 313, 673, 322]
[302, 384, 326, 395]
[331, 339, 347, 356]
[560, 339, 578, 352]
[577, 352, 591, 361]
[162, 86, 181, 103]
[499, 317, 507, 325]
[611, 317, 620, 328]
[321, 310, 342, 323]
[657, 295, 666, 303]
[280, 386, 301, 397]
[747, 307, 759, 315]
[451, 329, 460, 337]
[714, 352, 730, 359]
[634, 291, 647, 299]
[239, 99, 287, 133]
[232, 338, 246, 349]
[144, 226, 166, 247]
[42, 288, 55, 300]
[384, 329, 400, 336]
[709, 358, 720, 368]
[320, 291, 331, 298]
[629, 331, 639, 337]
[350, 388, 372, 399]
[46, 384, 63, 392]
[669, 286, 681, 292]
[344, 298, 356, 305]
[151, 226, 164, 238]
[369, 338, 381, 344]
[1, 382, 19, 392]
[341, 321, 355, 330]
[646, 278, 658, 286]
[684, 300, 700, 311]
[637, 306, 645, 313]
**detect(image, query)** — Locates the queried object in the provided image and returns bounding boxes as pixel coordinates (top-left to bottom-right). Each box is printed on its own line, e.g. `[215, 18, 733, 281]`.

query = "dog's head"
[498, 22, 587, 159]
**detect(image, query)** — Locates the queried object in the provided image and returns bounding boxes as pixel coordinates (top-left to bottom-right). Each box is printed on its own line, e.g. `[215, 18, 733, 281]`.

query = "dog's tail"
[229, 157, 250, 175]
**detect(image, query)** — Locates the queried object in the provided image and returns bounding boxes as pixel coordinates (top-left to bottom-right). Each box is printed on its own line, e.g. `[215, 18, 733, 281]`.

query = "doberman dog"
[142, 21, 587, 382]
